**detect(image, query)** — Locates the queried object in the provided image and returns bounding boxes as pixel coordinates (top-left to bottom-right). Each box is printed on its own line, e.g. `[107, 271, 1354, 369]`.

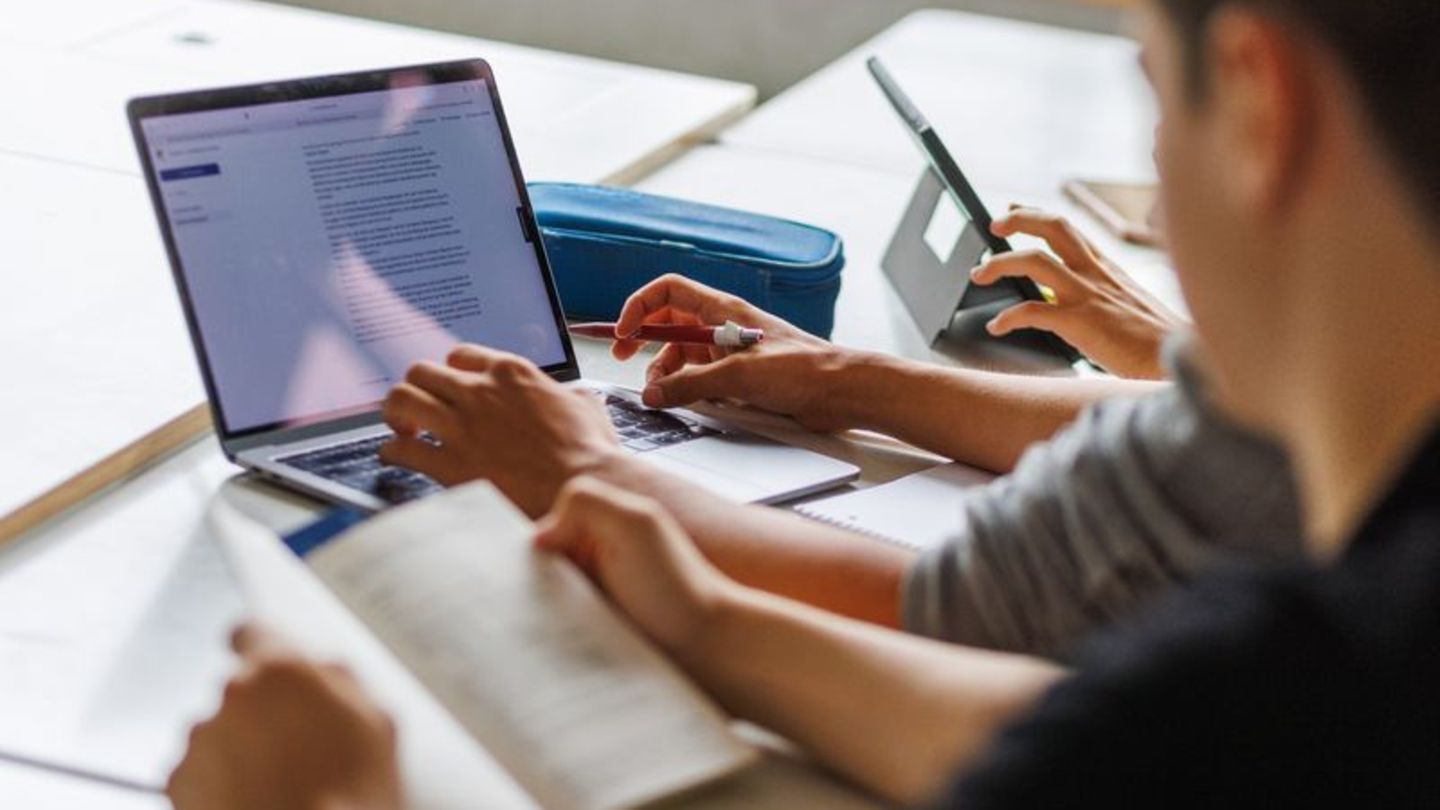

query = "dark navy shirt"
[943, 423, 1440, 808]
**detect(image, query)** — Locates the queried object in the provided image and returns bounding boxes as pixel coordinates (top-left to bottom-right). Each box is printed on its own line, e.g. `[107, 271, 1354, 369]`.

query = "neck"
[1279, 194, 1440, 556]
[1292, 363, 1439, 557]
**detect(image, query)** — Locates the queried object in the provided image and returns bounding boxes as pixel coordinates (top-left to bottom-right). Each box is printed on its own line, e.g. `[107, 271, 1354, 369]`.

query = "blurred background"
[278, 0, 1133, 99]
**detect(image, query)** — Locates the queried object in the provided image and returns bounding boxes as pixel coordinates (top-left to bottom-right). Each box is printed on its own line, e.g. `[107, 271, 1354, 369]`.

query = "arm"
[831, 352, 1159, 472]
[536, 479, 1064, 806]
[612, 274, 1159, 473]
[689, 588, 1059, 804]
[905, 353, 1304, 654]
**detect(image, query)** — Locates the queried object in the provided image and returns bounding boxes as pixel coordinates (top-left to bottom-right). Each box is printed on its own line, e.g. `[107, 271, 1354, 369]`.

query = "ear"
[1204, 8, 1317, 217]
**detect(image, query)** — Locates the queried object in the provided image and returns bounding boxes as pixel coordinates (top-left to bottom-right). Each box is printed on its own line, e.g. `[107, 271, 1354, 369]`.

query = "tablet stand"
[881, 169, 1075, 374]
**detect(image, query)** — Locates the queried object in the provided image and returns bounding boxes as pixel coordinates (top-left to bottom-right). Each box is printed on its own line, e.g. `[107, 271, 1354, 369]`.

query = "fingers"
[645, 343, 690, 384]
[382, 382, 454, 439]
[403, 361, 467, 406]
[991, 208, 1099, 271]
[445, 344, 537, 377]
[642, 354, 748, 408]
[615, 275, 753, 341]
[612, 307, 700, 361]
[986, 300, 1069, 338]
[231, 623, 292, 662]
[446, 343, 499, 372]
[971, 251, 1082, 298]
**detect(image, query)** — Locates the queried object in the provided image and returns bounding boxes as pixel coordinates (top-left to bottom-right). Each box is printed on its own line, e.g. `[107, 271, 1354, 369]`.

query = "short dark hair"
[1157, 0, 1440, 223]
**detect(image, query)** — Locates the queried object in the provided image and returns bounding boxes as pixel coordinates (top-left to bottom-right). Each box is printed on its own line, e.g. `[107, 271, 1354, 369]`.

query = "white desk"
[722, 9, 1157, 198]
[4, 0, 755, 183]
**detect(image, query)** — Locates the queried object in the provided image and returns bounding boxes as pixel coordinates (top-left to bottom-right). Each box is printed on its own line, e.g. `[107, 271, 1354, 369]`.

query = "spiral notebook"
[792, 463, 996, 551]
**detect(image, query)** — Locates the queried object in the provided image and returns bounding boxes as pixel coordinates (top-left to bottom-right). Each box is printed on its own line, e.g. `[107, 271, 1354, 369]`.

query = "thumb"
[643, 356, 747, 408]
[231, 623, 294, 661]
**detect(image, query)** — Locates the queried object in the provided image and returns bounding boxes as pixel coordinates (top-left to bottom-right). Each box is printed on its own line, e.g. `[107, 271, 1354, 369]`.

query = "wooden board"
[0, 406, 211, 549]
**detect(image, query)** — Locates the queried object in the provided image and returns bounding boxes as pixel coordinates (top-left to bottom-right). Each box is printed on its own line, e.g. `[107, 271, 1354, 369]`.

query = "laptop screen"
[135, 69, 571, 437]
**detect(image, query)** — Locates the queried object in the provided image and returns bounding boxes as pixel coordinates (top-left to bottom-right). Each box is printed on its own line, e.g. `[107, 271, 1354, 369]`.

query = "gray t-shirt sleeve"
[902, 340, 1302, 657]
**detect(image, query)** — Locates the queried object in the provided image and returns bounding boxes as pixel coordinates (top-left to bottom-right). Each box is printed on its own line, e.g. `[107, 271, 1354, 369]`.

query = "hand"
[379, 346, 624, 517]
[167, 625, 404, 810]
[535, 476, 742, 660]
[612, 274, 862, 431]
[972, 208, 1188, 380]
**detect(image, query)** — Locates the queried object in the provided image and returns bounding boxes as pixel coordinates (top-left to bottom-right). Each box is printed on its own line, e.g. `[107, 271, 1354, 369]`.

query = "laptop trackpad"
[641, 447, 768, 502]
[647, 434, 851, 502]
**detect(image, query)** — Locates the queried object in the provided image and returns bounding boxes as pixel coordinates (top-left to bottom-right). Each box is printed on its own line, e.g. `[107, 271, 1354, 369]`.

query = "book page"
[211, 489, 540, 810]
[305, 483, 755, 810]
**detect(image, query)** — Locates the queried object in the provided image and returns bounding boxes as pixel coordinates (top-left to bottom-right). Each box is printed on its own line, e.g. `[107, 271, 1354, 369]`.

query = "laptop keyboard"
[603, 394, 718, 451]
[277, 395, 716, 505]
[279, 435, 442, 505]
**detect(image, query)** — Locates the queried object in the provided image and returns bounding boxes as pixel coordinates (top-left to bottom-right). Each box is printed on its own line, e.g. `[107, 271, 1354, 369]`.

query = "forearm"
[682, 588, 1064, 805]
[589, 454, 914, 628]
[835, 353, 1164, 472]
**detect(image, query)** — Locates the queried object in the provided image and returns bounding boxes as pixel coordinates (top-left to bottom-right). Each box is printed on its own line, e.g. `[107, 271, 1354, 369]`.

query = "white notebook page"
[794, 463, 995, 551]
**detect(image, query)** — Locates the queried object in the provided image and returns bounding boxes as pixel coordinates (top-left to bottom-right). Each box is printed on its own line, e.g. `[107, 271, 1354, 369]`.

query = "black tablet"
[868, 56, 1083, 365]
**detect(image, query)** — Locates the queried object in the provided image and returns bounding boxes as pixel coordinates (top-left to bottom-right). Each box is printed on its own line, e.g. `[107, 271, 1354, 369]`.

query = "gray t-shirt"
[903, 343, 1303, 658]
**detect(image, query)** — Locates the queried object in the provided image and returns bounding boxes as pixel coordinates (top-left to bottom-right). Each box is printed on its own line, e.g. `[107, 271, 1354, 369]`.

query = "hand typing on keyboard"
[379, 345, 632, 517]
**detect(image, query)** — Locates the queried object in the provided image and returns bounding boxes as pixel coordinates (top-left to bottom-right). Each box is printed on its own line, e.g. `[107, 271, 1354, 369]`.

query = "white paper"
[795, 463, 995, 550]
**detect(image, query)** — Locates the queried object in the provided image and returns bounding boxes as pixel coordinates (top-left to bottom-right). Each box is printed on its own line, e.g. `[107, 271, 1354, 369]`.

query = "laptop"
[128, 59, 858, 511]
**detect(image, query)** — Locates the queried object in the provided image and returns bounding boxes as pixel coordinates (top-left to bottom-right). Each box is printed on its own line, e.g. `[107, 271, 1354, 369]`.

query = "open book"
[211, 483, 755, 810]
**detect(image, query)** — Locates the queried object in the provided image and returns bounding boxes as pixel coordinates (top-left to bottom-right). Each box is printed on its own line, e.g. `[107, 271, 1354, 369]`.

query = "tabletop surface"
[723, 9, 1157, 198]
[0, 7, 1161, 807]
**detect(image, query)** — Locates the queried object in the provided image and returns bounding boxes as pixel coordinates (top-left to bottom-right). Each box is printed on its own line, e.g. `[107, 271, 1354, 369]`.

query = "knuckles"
[656, 272, 690, 289]
[490, 355, 529, 381]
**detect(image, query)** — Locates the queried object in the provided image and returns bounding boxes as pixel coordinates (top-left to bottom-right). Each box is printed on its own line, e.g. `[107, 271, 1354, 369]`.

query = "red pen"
[569, 320, 765, 347]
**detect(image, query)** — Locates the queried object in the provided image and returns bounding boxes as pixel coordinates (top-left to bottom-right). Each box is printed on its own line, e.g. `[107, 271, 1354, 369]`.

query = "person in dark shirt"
[947, 434, 1440, 808]
[166, 0, 1440, 808]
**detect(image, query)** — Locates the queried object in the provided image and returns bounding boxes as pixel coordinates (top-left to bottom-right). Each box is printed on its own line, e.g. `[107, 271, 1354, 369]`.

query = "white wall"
[274, 0, 1125, 98]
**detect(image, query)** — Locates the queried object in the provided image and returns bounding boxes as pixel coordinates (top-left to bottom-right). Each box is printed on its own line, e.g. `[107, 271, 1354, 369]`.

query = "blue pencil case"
[528, 183, 845, 338]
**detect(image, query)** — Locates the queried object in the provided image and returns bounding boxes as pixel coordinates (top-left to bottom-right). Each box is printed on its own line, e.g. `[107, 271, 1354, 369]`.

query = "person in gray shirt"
[905, 340, 1301, 656]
